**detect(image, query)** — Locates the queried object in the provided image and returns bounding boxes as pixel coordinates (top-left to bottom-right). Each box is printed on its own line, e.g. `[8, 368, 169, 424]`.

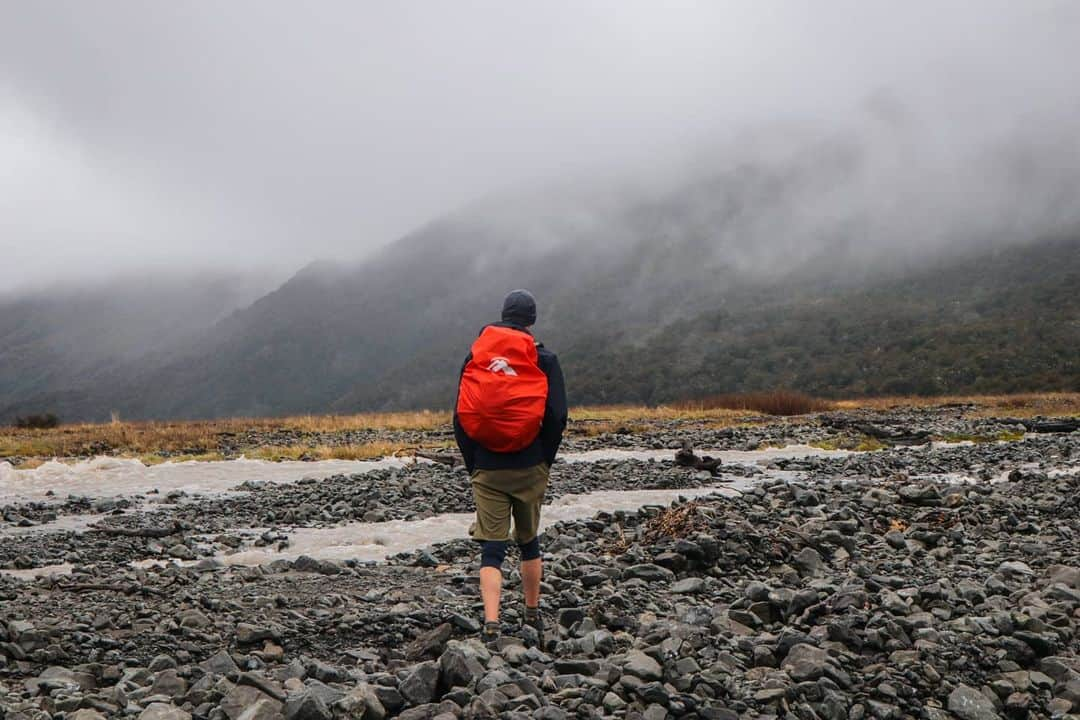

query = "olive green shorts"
[469, 464, 550, 544]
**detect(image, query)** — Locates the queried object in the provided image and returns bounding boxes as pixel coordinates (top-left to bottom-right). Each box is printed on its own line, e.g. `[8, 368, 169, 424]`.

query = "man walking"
[454, 289, 568, 648]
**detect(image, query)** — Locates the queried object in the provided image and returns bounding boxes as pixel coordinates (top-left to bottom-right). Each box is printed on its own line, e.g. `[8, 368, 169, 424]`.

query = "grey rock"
[623, 650, 663, 682]
[400, 661, 440, 706]
[948, 684, 1001, 720]
[792, 547, 824, 577]
[782, 644, 830, 682]
[139, 705, 193, 720]
[439, 647, 485, 689]
[303, 680, 345, 708]
[236, 623, 280, 645]
[202, 649, 241, 676]
[285, 691, 332, 720]
[150, 669, 187, 699]
[623, 564, 675, 583]
[239, 672, 288, 702]
[406, 623, 453, 660]
[149, 654, 178, 671]
[643, 704, 668, 720]
[557, 607, 585, 627]
[671, 577, 705, 594]
[178, 609, 212, 629]
[1047, 565, 1080, 588]
[219, 685, 285, 720]
[336, 683, 387, 720]
[998, 561, 1034, 577]
[305, 659, 347, 684]
[69, 711, 108, 720]
[24, 666, 97, 694]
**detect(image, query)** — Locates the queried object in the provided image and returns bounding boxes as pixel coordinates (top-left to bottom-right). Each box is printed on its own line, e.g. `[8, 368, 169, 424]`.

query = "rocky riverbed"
[1, 410, 1078, 719]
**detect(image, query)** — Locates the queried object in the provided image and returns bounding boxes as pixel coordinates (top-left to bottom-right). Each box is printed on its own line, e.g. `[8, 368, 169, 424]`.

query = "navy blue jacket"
[454, 322, 568, 474]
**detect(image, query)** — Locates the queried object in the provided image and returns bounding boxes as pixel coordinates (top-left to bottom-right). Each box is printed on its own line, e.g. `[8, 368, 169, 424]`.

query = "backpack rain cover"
[456, 326, 548, 453]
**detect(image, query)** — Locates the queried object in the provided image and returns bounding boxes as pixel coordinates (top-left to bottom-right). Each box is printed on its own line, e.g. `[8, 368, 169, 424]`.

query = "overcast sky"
[2, 1, 1078, 292]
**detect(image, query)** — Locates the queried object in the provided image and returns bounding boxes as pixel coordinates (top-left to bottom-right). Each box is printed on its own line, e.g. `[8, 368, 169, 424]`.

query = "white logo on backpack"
[487, 357, 518, 376]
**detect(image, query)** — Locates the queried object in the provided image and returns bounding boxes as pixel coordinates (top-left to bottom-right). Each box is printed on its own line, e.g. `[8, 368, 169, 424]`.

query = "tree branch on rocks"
[55, 582, 165, 597]
[415, 450, 461, 468]
[89, 521, 185, 538]
[675, 442, 723, 475]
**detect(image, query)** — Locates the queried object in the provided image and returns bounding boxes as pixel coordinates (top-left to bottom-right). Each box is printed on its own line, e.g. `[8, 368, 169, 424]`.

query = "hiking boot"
[481, 621, 501, 651]
[523, 607, 545, 649]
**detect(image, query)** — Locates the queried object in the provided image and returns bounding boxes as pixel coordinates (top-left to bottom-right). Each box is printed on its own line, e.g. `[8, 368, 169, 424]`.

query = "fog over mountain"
[1, 3, 1078, 420]
[3, 2, 1079, 287]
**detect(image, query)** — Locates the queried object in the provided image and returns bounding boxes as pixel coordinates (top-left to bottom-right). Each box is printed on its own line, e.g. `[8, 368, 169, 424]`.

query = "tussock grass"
[674, 391, 834, 416]
[935, 430, 1027, 444]
[811, 436, 888, 452]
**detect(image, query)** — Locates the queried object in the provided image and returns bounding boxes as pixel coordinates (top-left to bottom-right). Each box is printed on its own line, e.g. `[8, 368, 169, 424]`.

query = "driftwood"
[1000, 418, 1080, 434]
[1028, 420, 1080, 433]
[89, 521, 184, 538]
[56, 582, 165, 597]
[818, 415, 930, 445]
[415, 451, 461, 468]
[675, 442, 723, 476]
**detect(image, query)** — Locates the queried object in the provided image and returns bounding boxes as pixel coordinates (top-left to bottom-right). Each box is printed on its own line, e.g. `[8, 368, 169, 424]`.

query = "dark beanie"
[501, 289, 537, 326]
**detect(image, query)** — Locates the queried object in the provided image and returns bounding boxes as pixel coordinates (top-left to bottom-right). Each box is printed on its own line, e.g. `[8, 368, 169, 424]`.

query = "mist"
[2, 1, 1079, 293]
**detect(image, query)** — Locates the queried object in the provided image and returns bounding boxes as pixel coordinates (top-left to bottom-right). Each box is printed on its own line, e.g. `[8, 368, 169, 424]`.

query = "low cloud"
[1, 1, 1078, 291]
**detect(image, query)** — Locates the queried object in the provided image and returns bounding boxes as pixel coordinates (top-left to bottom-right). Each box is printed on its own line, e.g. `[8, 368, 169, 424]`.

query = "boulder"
[948, 684, 1001, 720]
[400, 661, 440, 706]
[782, 644, 830, 682]
[624, 650, 663, 682]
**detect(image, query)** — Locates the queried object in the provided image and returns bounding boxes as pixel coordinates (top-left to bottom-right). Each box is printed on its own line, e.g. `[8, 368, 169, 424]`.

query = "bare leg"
[480, 566, 502, 623]
[521, 557, 542, 608]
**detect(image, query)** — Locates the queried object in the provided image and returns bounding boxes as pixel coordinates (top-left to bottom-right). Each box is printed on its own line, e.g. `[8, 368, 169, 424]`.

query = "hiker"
[454, 289, 568, 648]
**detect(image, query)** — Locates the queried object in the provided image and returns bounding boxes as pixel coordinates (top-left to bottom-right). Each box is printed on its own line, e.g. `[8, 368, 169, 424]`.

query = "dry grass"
[3, 392, 1076, 464]
[10, 457, 48, 470]
[246, 441, 413, 462]
[570, 405, 753, 423]
[810, 436, 889, 452]
[674, 391, 835, 416]
[567, 405, 761, 438]
[934, 430, 1027, 444]
[572, 421, 650, 437]
[835, 392, 1080, 418]
[0, 411, 448, 462]
[610, 501, 708, 555]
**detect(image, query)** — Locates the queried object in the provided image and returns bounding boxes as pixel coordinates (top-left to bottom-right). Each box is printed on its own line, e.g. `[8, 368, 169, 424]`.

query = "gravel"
[0, 410, 1077, 719]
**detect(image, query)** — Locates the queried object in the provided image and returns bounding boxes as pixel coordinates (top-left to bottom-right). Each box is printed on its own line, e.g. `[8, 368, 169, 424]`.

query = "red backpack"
[456, 326, 549, 453]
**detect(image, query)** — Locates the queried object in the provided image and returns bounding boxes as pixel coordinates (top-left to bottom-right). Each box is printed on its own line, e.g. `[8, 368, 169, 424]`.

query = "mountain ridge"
[2, 139, 1078, 422]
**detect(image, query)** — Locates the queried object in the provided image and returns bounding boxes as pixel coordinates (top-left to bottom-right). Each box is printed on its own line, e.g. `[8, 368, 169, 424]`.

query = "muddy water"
[209, 482, 755, 567]
[0, 446, 849, 576]
[561, 445, 854, 464]
[0, 455, 415, 503]
[0, 445, 853, 504]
